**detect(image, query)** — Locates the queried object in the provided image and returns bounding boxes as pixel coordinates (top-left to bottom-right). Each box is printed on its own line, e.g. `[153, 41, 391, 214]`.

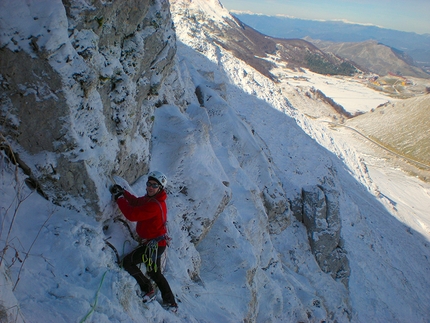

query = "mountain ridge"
[306, 38, 430, 79]
[234, 13, 430, 73]
[172, 6, 363, 81]
[219, 16, 363, 78]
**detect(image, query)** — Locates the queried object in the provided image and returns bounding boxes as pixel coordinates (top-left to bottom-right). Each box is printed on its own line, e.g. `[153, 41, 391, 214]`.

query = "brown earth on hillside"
[346, 94, 430, 179]
[194, 16, 363, 80]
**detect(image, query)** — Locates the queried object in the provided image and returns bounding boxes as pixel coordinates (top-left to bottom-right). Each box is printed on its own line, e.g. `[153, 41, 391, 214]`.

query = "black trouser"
[122, 244, 175, 304]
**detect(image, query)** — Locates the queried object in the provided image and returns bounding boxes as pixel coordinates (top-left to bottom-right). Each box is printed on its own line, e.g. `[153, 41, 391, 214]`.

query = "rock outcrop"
[262, 182, 292, 235]
[302, 185, 350, 286]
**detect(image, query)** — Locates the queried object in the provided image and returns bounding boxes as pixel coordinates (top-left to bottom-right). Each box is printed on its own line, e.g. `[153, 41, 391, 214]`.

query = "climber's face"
[146, 180, 161, 197]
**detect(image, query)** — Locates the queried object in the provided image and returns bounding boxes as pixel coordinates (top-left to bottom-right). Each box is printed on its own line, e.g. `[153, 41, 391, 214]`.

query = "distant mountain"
[233, 13, 430, 71]
[184, 10, 429, 79]
[181, 15, 364, 80]
[307, 38, 430, 78]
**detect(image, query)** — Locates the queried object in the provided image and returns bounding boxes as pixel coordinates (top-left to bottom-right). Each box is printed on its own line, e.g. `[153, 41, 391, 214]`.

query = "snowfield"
[275, 68, 392, 114]
[1, 0, 430, 322]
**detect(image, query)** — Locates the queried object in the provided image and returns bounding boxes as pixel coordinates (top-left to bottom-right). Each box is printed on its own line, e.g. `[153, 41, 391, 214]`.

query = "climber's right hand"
[110, 184, 124, 200]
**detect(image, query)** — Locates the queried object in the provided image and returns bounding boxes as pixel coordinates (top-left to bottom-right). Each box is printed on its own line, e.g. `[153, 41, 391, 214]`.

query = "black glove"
[110, 184, 124, 200]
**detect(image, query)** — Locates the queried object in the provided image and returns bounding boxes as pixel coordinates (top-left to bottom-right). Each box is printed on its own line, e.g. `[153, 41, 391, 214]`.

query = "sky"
[220, 0, 430, 34]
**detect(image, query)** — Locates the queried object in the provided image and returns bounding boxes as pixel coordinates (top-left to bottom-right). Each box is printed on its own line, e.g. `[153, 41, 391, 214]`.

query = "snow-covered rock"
[302, 185, 350, 286]
[0, 0, 177, 214]
[0, 0, 429, 322]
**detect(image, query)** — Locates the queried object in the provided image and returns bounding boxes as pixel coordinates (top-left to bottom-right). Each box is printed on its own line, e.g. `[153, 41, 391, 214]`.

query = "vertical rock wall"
[0, 0, 177, 215]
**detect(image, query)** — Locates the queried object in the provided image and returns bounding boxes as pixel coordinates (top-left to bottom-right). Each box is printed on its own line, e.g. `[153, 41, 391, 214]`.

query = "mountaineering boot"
[162, 300, 178, 312]
[142, 289, 156, 303]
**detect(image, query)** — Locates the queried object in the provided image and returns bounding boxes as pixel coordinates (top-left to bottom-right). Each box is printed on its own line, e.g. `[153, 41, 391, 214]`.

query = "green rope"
[119, 240, 132, 268]
[80, 270, 108, 323]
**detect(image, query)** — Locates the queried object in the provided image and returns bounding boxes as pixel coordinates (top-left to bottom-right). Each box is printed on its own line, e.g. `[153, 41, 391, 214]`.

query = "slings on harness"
[141, 236, 164, 272]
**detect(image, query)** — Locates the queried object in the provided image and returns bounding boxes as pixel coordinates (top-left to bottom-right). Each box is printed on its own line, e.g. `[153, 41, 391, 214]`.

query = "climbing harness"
[142, 235, 167, 272]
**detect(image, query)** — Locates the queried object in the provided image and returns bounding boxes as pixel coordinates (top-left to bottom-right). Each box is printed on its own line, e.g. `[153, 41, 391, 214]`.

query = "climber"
[110, 171, 177, 310]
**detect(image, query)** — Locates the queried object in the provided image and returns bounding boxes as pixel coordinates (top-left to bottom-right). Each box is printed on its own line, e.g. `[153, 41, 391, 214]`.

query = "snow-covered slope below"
[1, 0, 430, 322]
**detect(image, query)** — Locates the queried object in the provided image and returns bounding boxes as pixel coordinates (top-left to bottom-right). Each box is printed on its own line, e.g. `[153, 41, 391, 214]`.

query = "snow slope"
[1, 0, 430, 322]
[276, 69, 392, 115]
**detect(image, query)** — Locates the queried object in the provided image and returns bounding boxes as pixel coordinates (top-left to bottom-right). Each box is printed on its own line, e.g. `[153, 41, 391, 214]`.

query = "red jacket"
[117, 189, 168, 246]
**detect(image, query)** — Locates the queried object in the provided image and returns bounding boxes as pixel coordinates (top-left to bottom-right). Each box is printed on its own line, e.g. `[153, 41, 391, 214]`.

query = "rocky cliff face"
[0, 0, 177, 215]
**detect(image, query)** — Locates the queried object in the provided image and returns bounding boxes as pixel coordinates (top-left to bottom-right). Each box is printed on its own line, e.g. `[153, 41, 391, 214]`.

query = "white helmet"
[147, 171, 167, 187]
